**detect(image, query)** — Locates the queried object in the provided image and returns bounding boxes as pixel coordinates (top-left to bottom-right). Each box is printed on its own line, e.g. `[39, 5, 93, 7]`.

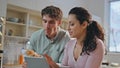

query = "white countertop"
[102, 65, 120, 68]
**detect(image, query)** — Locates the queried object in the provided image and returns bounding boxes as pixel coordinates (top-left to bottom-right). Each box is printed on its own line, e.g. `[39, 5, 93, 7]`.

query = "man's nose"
[46, 22, 50, 27]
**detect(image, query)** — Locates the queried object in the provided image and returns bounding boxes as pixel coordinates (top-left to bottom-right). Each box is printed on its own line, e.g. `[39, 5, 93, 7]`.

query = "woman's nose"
[67, 25, 70, 30]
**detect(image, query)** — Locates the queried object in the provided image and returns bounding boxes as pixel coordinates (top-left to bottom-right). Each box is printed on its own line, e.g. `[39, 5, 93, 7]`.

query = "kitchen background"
[0, 0, 120, 68]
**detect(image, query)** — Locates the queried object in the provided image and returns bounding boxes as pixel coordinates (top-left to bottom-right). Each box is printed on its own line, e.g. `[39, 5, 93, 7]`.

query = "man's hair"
[41, 6, 63, 20]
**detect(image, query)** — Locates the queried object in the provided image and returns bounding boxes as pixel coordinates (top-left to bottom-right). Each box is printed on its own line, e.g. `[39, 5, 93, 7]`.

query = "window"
[109, 0, 120, 52]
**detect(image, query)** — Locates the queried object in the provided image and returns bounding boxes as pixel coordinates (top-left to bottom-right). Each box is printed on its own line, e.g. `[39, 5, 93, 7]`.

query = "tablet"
[24, 56, 50, 68]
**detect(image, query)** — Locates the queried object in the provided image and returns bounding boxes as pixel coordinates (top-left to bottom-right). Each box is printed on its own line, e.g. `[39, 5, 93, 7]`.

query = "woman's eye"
[70, 23, 74, 26]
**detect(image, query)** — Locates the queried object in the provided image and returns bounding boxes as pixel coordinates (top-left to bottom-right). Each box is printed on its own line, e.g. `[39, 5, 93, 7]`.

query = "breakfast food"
[26, 50, 41, 57]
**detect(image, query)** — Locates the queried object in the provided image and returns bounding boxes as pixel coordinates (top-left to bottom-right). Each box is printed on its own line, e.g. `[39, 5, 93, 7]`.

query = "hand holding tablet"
[24, 50, 66, 68]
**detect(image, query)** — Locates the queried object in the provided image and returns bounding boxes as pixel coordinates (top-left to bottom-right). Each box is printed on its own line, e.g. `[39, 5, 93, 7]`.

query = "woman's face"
[67, 14, 86, 39]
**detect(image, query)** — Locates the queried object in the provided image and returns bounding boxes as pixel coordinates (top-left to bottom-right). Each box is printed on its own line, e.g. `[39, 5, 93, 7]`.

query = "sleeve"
[85, 39, 105, 68]
[61, 42, 69, 66]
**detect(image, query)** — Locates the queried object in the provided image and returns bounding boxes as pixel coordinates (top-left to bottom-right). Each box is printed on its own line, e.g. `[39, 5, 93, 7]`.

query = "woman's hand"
[43, 54, 59, 68]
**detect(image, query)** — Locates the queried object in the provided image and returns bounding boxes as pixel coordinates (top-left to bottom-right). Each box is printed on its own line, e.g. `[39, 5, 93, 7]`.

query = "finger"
[43, 54, 53, 61]
[43, 54, 59, 68]
[50, 61, 59, 68]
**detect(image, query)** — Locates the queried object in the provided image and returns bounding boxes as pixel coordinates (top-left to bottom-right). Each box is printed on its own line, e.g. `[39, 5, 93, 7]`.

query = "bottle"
[18, 48, 24, 64]
[19, 54, 24, 64]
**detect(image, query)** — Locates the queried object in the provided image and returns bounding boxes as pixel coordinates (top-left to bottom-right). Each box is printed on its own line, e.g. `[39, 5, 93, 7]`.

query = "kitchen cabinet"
[3, 4, 42, 67]
[26, 10, 42, 38]
[61, 18, 68, 30]
[5, 4, 43, 39]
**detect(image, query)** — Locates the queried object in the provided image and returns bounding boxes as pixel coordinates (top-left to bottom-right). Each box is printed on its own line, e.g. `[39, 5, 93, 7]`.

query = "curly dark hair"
[41, 5, 63, 20]
[69, 7, 104, 55]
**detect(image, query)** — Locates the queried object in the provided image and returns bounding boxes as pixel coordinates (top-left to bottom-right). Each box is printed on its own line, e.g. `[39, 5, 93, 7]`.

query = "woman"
[61, 7, 105, 68]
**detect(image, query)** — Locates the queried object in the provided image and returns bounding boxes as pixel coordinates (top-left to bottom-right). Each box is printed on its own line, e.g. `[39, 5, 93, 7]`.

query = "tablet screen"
[24, 56, 50, 68]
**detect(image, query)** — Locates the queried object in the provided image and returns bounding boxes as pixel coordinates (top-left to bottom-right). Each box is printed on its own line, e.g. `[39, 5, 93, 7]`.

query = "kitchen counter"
[102, 65, 120, 68]
[2, 64, 120, 68]
[3, 64, 22, 68]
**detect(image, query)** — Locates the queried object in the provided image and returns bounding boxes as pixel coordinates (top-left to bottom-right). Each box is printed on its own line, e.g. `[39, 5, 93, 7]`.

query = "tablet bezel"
[24, 56, 50, 68]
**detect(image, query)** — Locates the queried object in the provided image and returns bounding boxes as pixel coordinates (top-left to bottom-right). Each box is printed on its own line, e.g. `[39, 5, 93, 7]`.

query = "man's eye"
[43, 20, 47, 23]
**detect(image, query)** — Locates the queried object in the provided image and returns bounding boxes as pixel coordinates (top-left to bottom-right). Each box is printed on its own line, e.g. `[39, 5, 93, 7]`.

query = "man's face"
[42, 15, 61, 38]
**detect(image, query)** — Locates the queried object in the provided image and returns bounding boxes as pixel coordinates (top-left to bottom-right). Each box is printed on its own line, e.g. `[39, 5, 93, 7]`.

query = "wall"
[7, 0, 85, 17]
[0, 0, 7, 17]
[83, 0, 105, 25]
[6, 0, 105, 22]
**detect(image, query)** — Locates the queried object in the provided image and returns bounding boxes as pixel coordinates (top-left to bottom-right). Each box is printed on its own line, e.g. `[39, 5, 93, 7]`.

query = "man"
[27, 5, 70, 63]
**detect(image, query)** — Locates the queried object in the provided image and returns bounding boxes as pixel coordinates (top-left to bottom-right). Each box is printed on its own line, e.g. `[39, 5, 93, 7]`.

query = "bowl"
[7, 17, 19, 23]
